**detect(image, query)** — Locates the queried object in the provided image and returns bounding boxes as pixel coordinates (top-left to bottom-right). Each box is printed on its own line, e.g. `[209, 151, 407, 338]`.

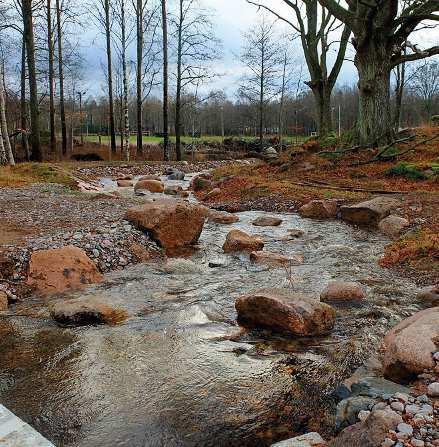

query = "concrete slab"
[0, 405, 55, 446]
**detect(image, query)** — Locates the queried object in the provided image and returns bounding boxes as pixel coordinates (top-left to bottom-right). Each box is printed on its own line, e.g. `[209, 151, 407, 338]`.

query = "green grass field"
[85, 135, 307, 146]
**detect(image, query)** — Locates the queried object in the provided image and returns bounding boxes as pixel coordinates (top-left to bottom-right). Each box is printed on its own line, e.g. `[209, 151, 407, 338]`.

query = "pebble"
[397, 423, 413, 436]
[391, 401, 405, 412]
[394, 392, 409, 402]
[406, 404, 421, 415]
[412, 439, 425, 447]
[427, 382, 439, 397]
[382, 439, 395, 447]
[358, 410, 370, 421]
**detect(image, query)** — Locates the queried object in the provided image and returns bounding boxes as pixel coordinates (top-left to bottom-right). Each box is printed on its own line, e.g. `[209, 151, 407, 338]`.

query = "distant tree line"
[0, 0, 438, 165]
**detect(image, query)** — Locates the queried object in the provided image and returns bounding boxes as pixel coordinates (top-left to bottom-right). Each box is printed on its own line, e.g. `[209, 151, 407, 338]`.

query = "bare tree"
[161, 0, 169, 160]
[239, 18, 283, 149]
[46, 0, 56, 154]
[318, 0, 439, 144]
[172, 0, 219, 160]
[0, 65, 14, 165]
[22, 0, 42, 161]
[55, 0, 68, 155]
[247, 0, 351, 138]
[410, 60, 439, 121]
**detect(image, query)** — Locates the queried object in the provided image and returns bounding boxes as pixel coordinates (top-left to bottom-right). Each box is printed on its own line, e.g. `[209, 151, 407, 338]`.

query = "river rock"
[416, 285, 439, 307]
[223, 230, 264, 253]
[427, 382, 439, 397]
[250, 251, 302, 267]
[381, 307, 439, 382]
[208, 210, 239, 224]
[117, 174, 133, 181]
[138, 174, 162, 182]
[27, 246, 102, 296]
[168, 170, 185, 180]
[125, 199, 208, 252]
[0, 291, 7, 311]
[350, 377, 411, 399]
[50, 296, 126, 326]
[320, 281, 366, 303]
[205, 188, 221, 199]
[299, 200, 338, 219]
[330, 409, 402, 447]
[340, 197, 400, 227]
[117, 179, 133, 187]
[336, 396, 377, 429]
[378, 215, 410, 238]
[271, 432, 327, 446]
[235, 288, 336, 336]
[262, 147, 278, 161]
[164, 185, 183, 196]
[134, 179, 164, 194]
[192, 176, 213, 191]
[252, 216, 283, 226]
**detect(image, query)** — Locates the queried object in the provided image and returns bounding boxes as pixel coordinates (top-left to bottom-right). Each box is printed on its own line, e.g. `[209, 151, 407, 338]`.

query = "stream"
[0, 174, 422, 447]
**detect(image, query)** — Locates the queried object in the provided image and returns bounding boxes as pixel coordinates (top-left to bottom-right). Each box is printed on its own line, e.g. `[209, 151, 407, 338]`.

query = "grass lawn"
[85, 134, 307, 146]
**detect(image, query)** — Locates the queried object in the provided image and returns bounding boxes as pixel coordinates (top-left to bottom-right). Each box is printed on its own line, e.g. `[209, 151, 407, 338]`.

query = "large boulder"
[252, 216, 283, 226]
[27, 246, 102, 296]
[381, 307, 439, 382]
[223, 230, 264, 253]
[117, 179, 133, 187]
[320, 281, 365, 303]
[271, 432, 327, 447]
[168, 170, 185, 180]
[340, 197, 400, 227]
[50, 296, 126, 326]
[262, 146, 278, 161]
[299, 200, 337, 219]
[330, 409, 402, 447]
[378, 215, 409, 238]
[235, 288, 336, 336]
[335, 396, 377, 430]
[134, 179, 164, 194]
[125, 199, 208, 252]
[208, 210, 239, 224]
[164, 185, 183, 196]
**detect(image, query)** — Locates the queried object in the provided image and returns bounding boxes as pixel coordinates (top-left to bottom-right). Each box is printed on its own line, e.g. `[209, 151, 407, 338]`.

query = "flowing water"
[0, 175, 422, 447]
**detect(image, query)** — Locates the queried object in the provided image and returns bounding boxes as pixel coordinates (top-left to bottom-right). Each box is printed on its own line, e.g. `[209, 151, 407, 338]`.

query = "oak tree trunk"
[22, 0, 42, 161]
[136, 0, 143, 156]
[20, 37, 30, 161]
[355, 44, 394, 145]
[161, 0, 169, 161]
[47, 0, 56, 154]
[175, 0, 183, 161]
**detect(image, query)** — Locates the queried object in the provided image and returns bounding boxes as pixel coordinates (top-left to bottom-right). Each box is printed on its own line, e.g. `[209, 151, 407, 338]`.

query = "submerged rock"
[340, 197, 400, 227]
[134, 179, 164, 194]
[252, 216, 283, 226]
[167, 170, 185, 180]
[235, 288, 336, 336]
[164, 185, 183, 196]
[378, 215, 409, 238]
[126, 199, 208, 252]
[320, 281, 366, 303]
[50, 296, 126, 326]
[223, 230, 264, 253]
[271, 432, 327, 446]
[299, 200, 338, 219]
[208, 210, 239, 224]
[381, 307, 439, 383]
[160, 258, 205, 275]
[250, 251, 302, 267]
[27, 246, 102, 296]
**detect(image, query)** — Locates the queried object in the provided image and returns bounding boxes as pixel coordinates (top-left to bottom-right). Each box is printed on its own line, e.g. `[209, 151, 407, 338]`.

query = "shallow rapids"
[0, 175, 421, 446]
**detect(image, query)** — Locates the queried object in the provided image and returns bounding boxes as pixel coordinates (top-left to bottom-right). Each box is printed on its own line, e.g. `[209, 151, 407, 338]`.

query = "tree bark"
[310, 82, 332, 137]
[259, 41, 264, 150]
[56, 0, 67, 156]
[278, 50, 287, 151]
[22, 0, 42, 161]
[47, 0, 56, 154]
[104, 0, 117, 154]
[355, 44, 394, 145]
[20, 36, 30, 161]
[161, 0, 169, 161]
[136, 0, 143, 156]
[0, 67, 15, 166]
[175, 0, 183, 161]
[121, 0, 130, 161]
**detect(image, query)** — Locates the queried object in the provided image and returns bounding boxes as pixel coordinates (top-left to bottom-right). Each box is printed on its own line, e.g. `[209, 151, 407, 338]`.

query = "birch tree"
[0, 65, 15, 165]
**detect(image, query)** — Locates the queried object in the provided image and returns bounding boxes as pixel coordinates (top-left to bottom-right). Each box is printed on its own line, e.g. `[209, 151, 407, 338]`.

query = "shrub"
[385, 163, 427, 181]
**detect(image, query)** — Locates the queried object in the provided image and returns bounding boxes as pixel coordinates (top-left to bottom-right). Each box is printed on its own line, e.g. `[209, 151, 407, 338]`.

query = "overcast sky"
[80, 0, 438, 100]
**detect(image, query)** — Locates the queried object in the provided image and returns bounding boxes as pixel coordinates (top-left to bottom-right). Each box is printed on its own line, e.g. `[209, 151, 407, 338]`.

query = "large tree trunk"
[104, 0, 117, 154]
[22, 0, 42, 161]
[161, 0, 169, 161]
[47, 0, 56, 155]
[355, 45, 393, 145]
[311, 84, 332, 137]
[20, 36, 30, 161]
[136, 0, 143, 157]
[258, 44, 264, 150]
[56, 0, 67, 156]
[175, 0, 183, 161]
[0, 68, 15, 166]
